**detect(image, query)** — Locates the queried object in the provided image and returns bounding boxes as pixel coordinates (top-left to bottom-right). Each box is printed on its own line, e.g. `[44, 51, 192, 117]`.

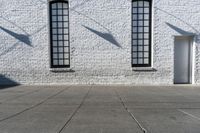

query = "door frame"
[174, 36, 195, 84]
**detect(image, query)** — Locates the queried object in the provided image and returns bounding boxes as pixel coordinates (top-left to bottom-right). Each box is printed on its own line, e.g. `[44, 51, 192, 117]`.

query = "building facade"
[0, 0, 200, 85]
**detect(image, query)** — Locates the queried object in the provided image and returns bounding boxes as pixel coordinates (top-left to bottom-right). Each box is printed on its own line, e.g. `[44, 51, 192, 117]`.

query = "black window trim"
[131, 0, 152, 67]
[49, 0, 70, 68]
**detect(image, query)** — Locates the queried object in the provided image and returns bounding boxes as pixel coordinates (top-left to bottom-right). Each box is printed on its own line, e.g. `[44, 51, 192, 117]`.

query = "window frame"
[131, 0, 152, 67]
[49, 0, 70, 68]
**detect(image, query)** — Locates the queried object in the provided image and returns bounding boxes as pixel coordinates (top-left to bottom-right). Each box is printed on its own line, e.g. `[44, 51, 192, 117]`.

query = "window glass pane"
[59, 47, 63, 52]
[52, 23, 57, 28]
[144, 59, 149, 64]
[138, 59, 143, 64]
[133, 2, 138, 7]
[138, 46, 143, 51]
[53, 60, 58, 65]
[138, 40, 143, 45]
[144, 52, 149, 58]
[53, 41, 57, 46]
[52, 10, 57, 15]
[138, 1, 143, 7]
[57, 3, 62, 8]
[133, 40, 137, 45]
[57, 16, 63, 21]
[52, 3, 57, 9]
[63, 16, 68, 21]
[133, 46, 137, 51]
[138, 8, 143, 13]
[59, 53, 63, 58]
[144, 27, 149, 32]
[64, 54, 69, 59]
[64, 47, 69, 52]
[144, 40, 149, 45]
[53, 35, 57, 40]
[133, 59, 138, 64]
[59, 60, 64, 65]
[144, 21, 149, 26]
[53, 47, 57, 52]
[63, 10, 68, 15]
[138, 14, 143, 20]
[58, 22, 62, 28]
[53, 54, 58, 58]
[138, 27, 143, 32]
[144, 14, 149, 19]
[144, 8, 149, 13]
[58, 10, 62, 15]
[133, 15, 137, 20]
[138, 53, 143, 58]
[64, 59, 69, 65]
[133, 53, 137, 58]
[64, 35, 68, 40]
[58, 41, 63, 46]
[138, 21, 143, 26]
[63, 3, 68, 8]
[133, 34, 137, 39]
[64, 23, 68, 28]
[138, 34, 143, 39]
[144, 46, 149, 51]
[133, 8, 137, 13]
[144, 1, 149, 7]
[144, 33, 149, 39]
[133, 21, 137, 26]
[58, 35, 63, 40]
[52, 29, 57, 34]
[64, 28, 68, 34]
[64, 41, 69, 46]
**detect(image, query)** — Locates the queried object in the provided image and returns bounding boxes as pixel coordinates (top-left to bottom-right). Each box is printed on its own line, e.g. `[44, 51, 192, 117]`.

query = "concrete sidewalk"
[0, 85, 200, 133]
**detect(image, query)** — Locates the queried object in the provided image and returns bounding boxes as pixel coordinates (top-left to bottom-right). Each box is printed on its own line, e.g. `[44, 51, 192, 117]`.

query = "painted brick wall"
[0, 0, 200, 85]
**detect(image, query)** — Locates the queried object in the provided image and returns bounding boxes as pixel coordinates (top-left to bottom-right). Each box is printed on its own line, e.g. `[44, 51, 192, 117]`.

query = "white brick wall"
[0, 0, 200, 85]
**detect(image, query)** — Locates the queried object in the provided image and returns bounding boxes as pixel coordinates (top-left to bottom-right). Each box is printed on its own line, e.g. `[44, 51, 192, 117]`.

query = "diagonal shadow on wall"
[0, 26, 32, 46]
[0, 74, 20, 89]
[83, 25, 121, 48]
[166, 22, 195, 36]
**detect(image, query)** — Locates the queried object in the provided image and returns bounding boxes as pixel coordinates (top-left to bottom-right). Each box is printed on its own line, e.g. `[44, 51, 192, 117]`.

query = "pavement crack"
[0, 86, 70, 123]
[114, 89, 148, 133]
[58, 86, 91, 133]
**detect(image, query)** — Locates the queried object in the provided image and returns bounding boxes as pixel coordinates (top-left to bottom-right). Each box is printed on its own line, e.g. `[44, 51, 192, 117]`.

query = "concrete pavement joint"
[178, 109, 200, 121]
[0, 86, 71, 123]
[114, 89, 148, 133]
[58, 86, 91, 133]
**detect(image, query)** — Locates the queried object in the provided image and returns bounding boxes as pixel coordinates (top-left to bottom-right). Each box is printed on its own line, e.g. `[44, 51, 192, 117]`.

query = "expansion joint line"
[58, 86, 92, 133]
[114, 89, 147, 133]
[0, 86, 71, 123]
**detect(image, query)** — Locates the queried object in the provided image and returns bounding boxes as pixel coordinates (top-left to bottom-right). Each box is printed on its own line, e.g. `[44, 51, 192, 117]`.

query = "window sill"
[50, 68, 75, 73]
[132, 67, 157, 72]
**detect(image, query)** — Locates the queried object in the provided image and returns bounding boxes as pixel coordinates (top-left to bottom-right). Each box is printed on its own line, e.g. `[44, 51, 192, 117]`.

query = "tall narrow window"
[49, 0, 70, 68]
[132, 0, 151, 67]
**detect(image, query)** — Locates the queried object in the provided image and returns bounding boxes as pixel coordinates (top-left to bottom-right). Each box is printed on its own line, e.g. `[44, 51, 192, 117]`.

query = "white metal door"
[174, 37, 193, 84]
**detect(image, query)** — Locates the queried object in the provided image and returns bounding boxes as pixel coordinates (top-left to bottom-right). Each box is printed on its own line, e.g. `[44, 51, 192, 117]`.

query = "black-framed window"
[49, 0, 70, 68]
[132, 0, 152, 67]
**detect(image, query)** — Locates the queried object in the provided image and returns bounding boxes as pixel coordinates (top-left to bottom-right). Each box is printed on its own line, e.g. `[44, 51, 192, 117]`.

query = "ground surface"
[0, 85, 200, 133]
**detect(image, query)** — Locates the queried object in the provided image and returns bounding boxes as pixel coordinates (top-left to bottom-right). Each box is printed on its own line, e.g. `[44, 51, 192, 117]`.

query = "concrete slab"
[0, 85, 200, 133]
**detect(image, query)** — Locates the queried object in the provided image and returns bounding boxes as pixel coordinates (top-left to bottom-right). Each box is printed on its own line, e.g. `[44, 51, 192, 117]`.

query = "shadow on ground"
[0, 74, 20, 90]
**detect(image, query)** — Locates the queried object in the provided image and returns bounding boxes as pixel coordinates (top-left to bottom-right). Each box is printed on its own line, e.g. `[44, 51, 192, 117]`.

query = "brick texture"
[0, 0, 200, 85]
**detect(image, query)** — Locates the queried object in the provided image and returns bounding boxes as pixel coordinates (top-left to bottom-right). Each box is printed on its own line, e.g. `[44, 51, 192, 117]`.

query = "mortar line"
[0, 86, 71, 122]
[58, 86, 92, 133]
[114, 88, 148, 133]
